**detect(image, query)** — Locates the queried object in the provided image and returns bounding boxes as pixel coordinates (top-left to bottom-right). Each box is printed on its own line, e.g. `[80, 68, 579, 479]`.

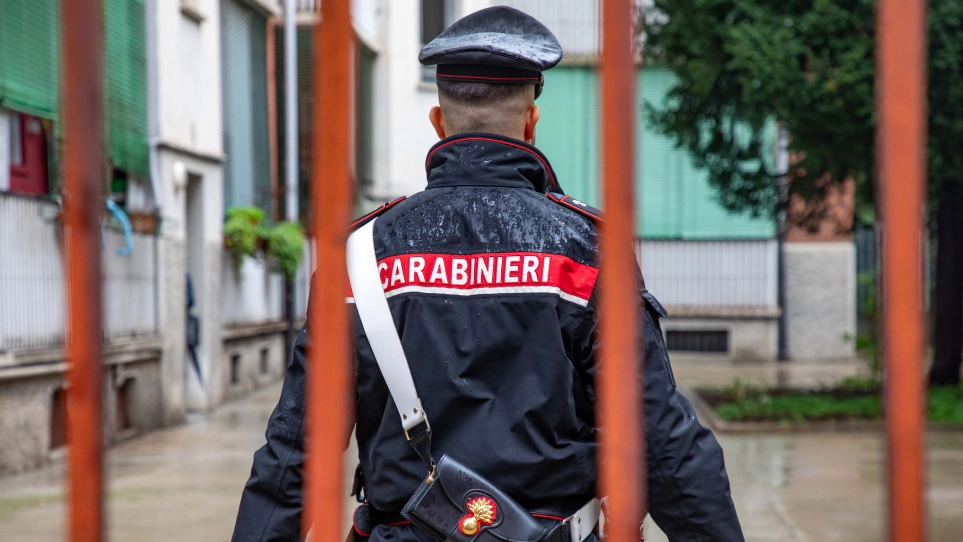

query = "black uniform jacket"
[233, 133, 744, 542]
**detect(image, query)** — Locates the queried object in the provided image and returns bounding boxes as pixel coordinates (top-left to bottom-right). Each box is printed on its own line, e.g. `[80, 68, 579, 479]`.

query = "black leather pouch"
[401, 455, 551, 542]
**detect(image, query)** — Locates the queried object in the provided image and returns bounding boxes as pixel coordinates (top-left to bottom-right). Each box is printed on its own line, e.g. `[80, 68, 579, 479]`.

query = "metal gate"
[59, 0, 927, 540]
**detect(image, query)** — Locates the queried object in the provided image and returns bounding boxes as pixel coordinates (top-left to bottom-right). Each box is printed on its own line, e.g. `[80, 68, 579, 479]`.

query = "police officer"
[233, 6, 743, 541]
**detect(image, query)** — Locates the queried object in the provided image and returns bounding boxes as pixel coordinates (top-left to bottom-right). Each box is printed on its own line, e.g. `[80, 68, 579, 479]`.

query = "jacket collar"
[424, 132, 561, 193]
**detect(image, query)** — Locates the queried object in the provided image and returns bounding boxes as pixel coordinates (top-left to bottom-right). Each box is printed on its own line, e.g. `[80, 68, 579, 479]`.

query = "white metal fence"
[288, 237, 775, 314]
[0, 194, 159, 353]
[637, 239, 778, 309]
[295, 0, 319, 12]
[500, 0, 648, 59]
[286, 237, 775, 315]
[276, 0, 319, 13]
[103, 228, 159, 340]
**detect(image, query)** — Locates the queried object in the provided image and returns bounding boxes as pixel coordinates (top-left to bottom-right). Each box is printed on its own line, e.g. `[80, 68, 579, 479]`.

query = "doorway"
[184, 172, 207, 410]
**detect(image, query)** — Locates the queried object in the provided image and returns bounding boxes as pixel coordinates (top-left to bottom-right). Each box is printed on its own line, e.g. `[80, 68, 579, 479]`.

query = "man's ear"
[429, 106, 447, 139]
[524, 104, 540, 144]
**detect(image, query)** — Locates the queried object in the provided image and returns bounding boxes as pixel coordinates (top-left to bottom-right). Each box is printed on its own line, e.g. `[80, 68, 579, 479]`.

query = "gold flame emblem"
[459, 496, 497, 536]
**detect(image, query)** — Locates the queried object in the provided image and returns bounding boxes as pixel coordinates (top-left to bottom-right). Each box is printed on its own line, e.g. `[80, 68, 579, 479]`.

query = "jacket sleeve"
[576, 282, 744, 541]
[231, 324, 309, 542]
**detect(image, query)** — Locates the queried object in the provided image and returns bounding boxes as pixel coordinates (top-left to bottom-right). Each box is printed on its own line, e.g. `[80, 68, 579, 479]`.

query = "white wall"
[221, 254, 285, 326]
[153, 0, 224, 165]
[148, 0, 227, 236]
[370, 0, 435, 199]
[367, 0, 489, 200]
[353, 0, 383, 45]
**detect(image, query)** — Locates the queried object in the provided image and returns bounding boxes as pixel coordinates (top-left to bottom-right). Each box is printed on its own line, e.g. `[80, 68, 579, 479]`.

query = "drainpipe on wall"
[283, 0, 300, 359]
[776, 123, 790, 362]
[284, 0, 299, 222]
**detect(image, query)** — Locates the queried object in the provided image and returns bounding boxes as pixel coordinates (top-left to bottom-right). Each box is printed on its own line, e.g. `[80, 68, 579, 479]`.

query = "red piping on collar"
[425, 136, 558, 189]
[547, 192, 603, 222]
[349, 196, 407, 230]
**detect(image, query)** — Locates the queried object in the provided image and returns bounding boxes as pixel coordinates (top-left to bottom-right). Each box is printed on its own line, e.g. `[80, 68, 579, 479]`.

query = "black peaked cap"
[418, 6, 563, 72]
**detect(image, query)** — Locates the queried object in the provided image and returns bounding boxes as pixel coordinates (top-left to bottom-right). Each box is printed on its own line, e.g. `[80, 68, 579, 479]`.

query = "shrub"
[223, 207, 305, 282]
[264, 222, 305, 282]
[224, 207, 265, 270]
[712, 377, 963, 424]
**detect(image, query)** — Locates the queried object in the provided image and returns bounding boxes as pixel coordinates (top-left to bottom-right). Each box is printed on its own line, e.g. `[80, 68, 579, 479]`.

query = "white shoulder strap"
[347, 218, 428, 433]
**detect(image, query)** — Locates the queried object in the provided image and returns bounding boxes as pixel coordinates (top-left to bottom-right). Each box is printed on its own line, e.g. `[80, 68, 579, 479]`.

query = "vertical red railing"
[878, 0, 928, 540]
[61, 0, 106, 540]
[599, 1, 644, 541]
[305, 0, 353, 540]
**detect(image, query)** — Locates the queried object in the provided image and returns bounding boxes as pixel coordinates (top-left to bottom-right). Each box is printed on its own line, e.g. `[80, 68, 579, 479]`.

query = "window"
[665, 330, 730, 354]
[259, 348, 270, 374]
[50, 387, 66, 451]
[9, 113, 22, 166]
[221, 0, 271, 211]
[420, 0, 456, 82]
[421, 0, 449, 45]
[230, 354, 241, 384]
[116, 378, 135, 431]
[356, 44, 376, 190]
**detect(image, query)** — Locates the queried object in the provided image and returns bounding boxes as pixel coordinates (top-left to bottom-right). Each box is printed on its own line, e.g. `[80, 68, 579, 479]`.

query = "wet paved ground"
[1, 360, 961, 541]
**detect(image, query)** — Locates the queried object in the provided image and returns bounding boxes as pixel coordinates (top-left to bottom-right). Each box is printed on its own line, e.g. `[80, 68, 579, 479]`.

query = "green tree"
[644, 0, 963, 384]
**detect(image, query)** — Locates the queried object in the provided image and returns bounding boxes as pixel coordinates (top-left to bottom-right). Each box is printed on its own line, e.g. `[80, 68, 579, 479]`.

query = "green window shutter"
[534, 67, 600, 207]
[276, 27, 316, 222]
[356, 45, 376, 194]
[536, 66, 775, 239]
[104, 0, 149, 180]
[221, 0, 271, 212]
[0, 0, 60, 119]
[639, 67, 775, 239]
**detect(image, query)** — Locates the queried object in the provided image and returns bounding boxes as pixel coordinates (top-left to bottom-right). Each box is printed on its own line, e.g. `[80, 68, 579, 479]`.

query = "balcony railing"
[277, 0, 319, 14]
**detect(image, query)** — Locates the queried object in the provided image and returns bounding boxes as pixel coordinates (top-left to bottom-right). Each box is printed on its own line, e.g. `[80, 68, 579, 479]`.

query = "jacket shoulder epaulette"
[348, 196, 407, 231]
[546, 192, 603, 222]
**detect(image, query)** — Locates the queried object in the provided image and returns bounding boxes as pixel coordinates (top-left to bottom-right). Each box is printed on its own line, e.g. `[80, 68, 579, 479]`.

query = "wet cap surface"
[419, 6, 563, 71]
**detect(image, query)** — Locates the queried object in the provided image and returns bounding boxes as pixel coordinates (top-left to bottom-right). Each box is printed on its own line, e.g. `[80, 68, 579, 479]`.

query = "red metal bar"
[878, 0, 927, 540]
[599, 1, 643, 540]
[305, 0, 354, 539]
[61, 0, 106, 540]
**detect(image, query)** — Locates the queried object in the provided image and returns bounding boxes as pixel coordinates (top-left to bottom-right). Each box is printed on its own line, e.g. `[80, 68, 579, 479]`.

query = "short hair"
[437, 81, 535, 137]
